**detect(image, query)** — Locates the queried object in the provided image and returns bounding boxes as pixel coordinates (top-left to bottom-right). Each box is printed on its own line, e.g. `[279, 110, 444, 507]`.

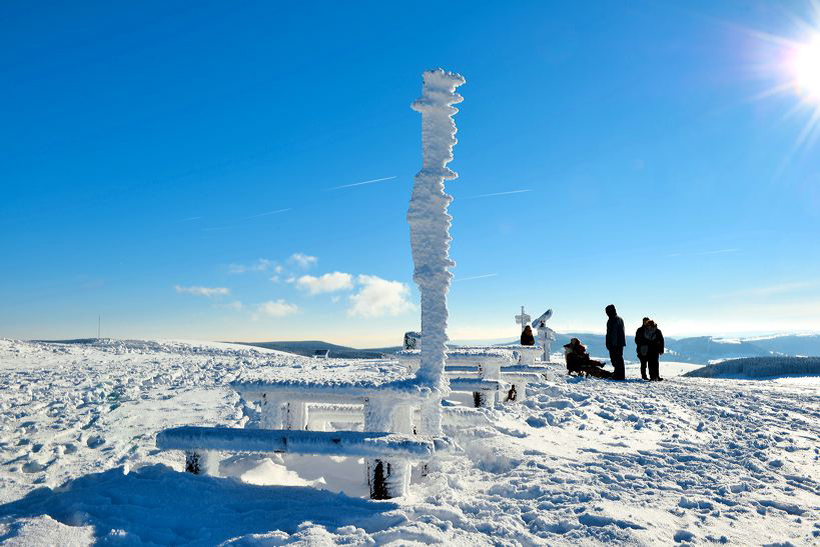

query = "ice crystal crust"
[408, 69, 465, 390]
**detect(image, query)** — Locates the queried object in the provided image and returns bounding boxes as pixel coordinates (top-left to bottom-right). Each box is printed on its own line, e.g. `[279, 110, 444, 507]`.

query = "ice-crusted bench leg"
[185, 451, 201, 474]
[286, 401, 308, 430]
[391, 404, 414, 435]
[364, 397, 410, 499]
[185, 450, 218, 475]
[260, 394, 283, 429]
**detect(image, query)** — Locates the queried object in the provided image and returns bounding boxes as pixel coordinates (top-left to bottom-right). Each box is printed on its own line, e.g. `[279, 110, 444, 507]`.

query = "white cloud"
[225, 300, 243, 310]
[255, 299, 299, 318]
[348, 275, 415, 318]
[296, 272, 354, 295]
[175, 285, 230, 297]
[290, 253, 318, 269]
[229, 258, 274, 274]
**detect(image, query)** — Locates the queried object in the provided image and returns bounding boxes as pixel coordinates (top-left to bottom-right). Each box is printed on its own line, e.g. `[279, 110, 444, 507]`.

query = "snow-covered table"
[396, 346, 549, 406]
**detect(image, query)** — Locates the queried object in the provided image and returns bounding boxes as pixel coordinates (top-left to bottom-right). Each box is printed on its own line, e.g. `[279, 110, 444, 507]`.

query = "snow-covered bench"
[158, 378, 449, 498]
[157, 426, 455, 497]
[396, 345, 546, 407]
[447, 369, 543, 406]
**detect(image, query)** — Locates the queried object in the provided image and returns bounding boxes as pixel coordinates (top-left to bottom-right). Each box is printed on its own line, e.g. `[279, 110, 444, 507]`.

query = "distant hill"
[487, 333, 820, 364]
[235, 334, 820, 364]
[34, 334, 820, 364]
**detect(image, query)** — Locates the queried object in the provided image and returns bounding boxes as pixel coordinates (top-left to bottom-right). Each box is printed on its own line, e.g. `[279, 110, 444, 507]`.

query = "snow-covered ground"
[0, 338, 818, 545]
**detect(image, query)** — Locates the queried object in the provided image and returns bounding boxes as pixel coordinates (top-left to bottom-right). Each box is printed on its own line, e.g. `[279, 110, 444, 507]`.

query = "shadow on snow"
[0, 464, 399, 545]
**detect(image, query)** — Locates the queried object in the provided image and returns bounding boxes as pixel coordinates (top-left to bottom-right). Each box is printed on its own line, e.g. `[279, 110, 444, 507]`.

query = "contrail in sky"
[241, 208, 293, 221]
[454, 273, 498, 282]
[328, 176, 397, 190]
[462, 189, 532, 200]
[700, 248, 739, 255]
[201, 208, 292, 232]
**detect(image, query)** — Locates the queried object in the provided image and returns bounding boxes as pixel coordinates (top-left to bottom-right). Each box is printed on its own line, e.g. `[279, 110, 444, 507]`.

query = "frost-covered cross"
[515, 306, 531, 333]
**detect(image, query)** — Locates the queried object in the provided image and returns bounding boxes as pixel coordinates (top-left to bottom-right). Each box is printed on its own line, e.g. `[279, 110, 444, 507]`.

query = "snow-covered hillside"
[684, 356, 820, 379]
[0, 339, 818, 545]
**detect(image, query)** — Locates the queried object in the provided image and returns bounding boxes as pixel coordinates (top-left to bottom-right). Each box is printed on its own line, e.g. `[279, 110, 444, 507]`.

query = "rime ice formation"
[533, 309, 556, 362]
[408, 68, 465, 390]
[515, 306, 531, 333]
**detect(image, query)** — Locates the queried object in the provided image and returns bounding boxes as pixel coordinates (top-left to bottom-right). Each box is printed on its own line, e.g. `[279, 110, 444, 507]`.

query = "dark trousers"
[648, 356, 660, 380]
[638, 356, 648, 379]
[609, 347, 625, 380]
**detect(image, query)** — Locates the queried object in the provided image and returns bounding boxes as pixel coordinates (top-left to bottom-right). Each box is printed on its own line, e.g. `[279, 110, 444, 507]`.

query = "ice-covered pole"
[408, 69, 465, 390]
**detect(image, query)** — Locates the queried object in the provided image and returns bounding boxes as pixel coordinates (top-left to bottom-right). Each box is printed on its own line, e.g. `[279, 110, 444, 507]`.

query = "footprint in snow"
[22, 460, 47, 473]
[86, 435, 106, 449]
[673, 529, 695, 543]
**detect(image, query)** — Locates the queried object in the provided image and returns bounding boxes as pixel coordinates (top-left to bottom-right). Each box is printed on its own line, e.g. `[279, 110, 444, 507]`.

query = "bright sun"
[791, 35, 820, 100]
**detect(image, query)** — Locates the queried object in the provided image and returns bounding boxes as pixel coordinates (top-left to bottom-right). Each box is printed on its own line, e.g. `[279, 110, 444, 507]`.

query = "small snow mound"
[577, 513, 644, 530]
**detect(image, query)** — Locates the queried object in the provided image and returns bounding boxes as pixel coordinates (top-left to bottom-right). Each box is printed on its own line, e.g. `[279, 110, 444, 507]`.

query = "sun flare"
[791, 35, 820, 100]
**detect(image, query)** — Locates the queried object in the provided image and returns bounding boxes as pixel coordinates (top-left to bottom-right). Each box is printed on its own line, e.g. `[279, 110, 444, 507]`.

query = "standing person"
[520, 325, 535, 346]
[635, 317, 650, 380]
[643, 319, 665, 381]
[605, 304, 626, 380]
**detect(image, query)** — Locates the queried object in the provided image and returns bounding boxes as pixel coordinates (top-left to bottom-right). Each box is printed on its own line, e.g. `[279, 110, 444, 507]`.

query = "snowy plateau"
[0, 338, 818, 546]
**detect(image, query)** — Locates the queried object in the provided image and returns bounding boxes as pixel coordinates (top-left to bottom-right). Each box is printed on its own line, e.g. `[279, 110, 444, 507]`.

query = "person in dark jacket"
[520, 325, 535, 346]
[635, 317, 650, 380]
[643, 319, 665, 381]
[605, 304, 626, 380]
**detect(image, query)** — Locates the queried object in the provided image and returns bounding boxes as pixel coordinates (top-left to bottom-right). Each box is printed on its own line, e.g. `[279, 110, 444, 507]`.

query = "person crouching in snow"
[563, 338, 612, 379]
[643, 319, 665, 381]
[520, 325, 535, 346]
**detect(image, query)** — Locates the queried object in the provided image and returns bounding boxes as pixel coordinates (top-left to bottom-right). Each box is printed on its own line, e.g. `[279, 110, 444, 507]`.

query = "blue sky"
[2, 0, 819, 346]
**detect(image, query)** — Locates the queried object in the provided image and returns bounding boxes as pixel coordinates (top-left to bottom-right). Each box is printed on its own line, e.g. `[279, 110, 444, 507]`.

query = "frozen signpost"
[156, 69, 466, 500]
[515, 306, 531, 333]
[533, 309, 556, 363]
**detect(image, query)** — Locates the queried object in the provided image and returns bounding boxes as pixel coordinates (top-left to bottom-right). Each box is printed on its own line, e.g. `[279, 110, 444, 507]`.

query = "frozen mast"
[408, 69, 465, 389]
